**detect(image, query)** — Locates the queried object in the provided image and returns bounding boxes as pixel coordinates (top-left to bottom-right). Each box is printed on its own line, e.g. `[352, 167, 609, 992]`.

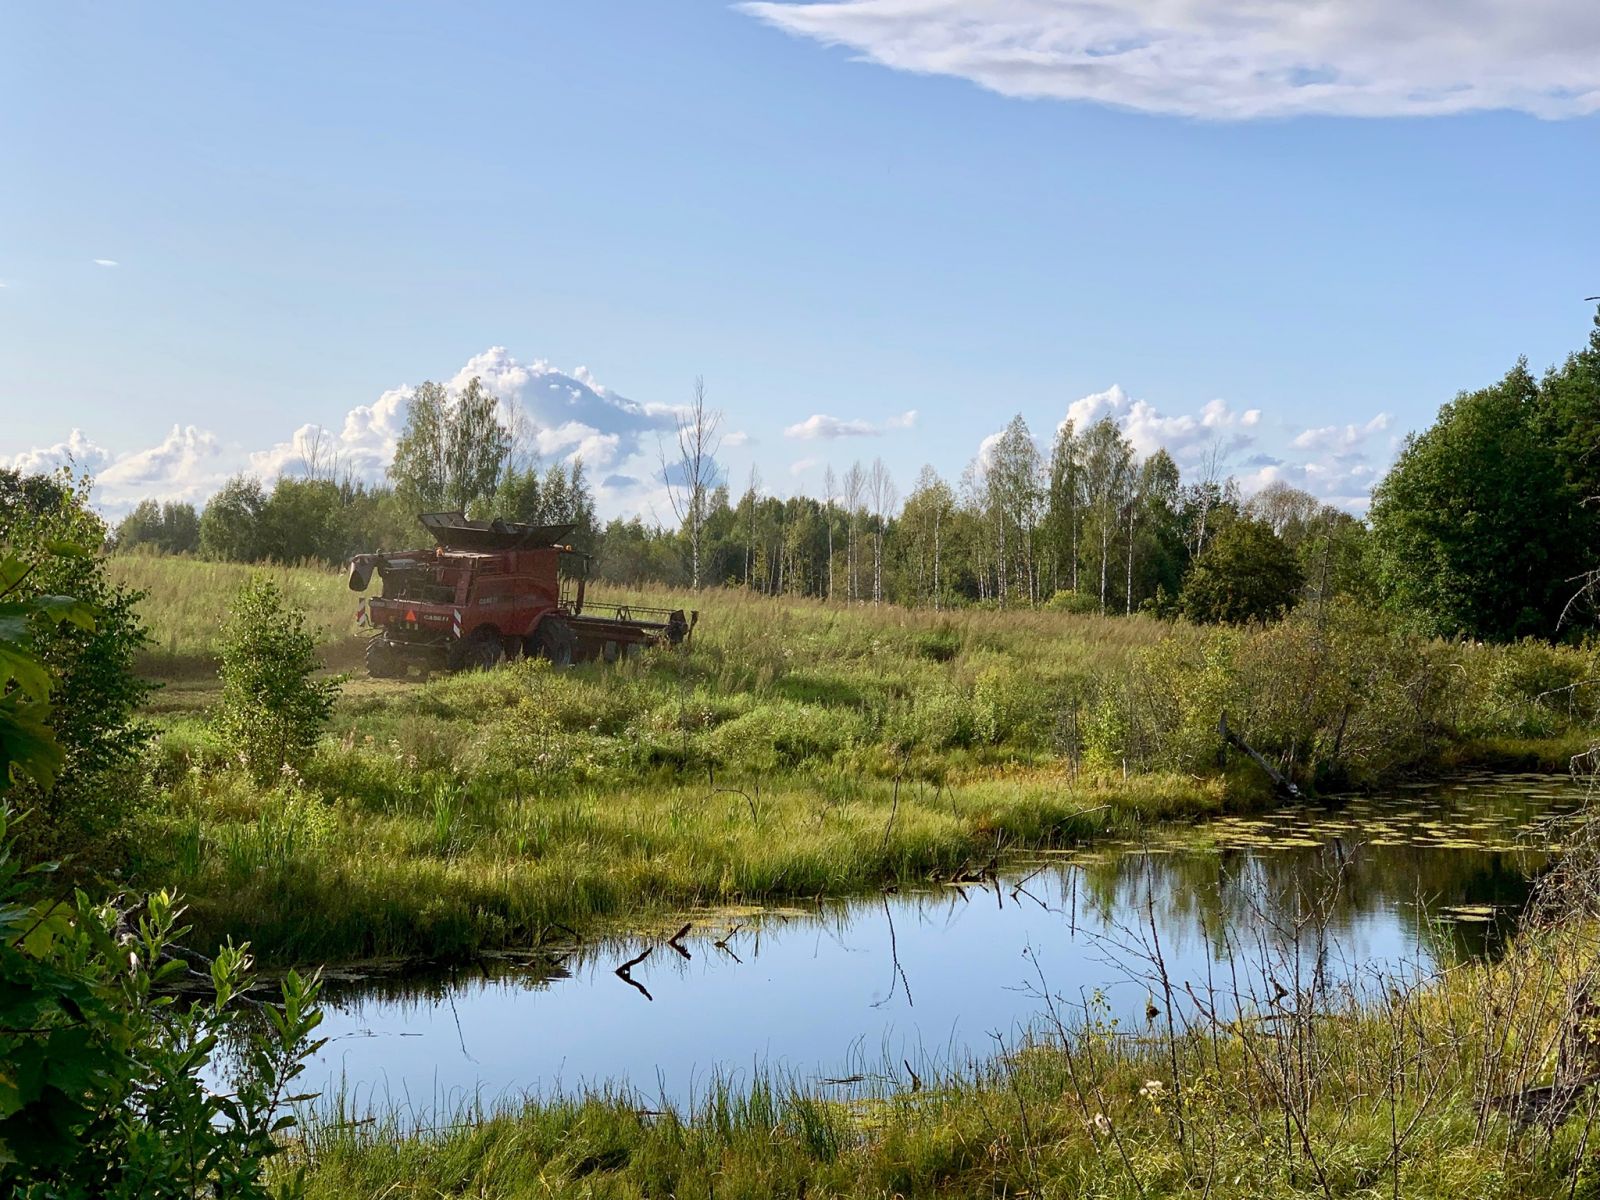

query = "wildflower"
[1091, 1112, 1112, 1135]
[1139, 1079, 1165, 1099]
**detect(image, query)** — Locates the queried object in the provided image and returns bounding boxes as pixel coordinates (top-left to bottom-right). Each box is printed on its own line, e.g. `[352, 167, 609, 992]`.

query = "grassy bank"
[115, 557, 1600, 965]
[291, 842, 1600, 1199]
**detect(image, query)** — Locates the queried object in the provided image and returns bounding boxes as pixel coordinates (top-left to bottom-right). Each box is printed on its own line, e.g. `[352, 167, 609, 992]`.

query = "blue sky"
[3, 0, 1597, 518]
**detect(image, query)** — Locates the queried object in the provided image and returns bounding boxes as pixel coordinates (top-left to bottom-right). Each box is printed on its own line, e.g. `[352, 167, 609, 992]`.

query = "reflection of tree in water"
[1072, 783, 1568, 970]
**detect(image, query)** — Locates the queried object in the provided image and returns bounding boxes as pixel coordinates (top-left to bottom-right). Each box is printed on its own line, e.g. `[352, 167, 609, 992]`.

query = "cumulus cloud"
[723, 430, 756, 447]
[251, 386, 409, 482]
[1047, 383, 1393, 512]
[784, 410, 916, 439]
[6, 429, 112, 477]
[7, 425, 229, 515]
[1062, 385, 1261, 462]
[97, 425, 229, 509]
[740, 0, 1600, 120]
[1237, 458, 1382, 513]
[249, 348, 676, 498]
[447, 346, 676, 473]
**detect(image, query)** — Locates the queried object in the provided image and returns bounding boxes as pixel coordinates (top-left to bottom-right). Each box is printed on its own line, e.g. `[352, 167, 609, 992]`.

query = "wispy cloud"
[1291, 414, 1392, 456]
[741, 0, 1600, 120]
[784, 409, 918, 440]
[92, 258, 119, 268]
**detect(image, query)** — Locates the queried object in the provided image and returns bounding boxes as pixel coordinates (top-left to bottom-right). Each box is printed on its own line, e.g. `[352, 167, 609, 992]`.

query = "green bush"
[214, 577, 340, 784]
[912, 622, 963, 662]
[972, 662, 1052, 747]
[1043, 589, 1101, 615]
[0, 807, 325, 1198]
[708, 702, 860, 772]
[1, 471, 152, 861]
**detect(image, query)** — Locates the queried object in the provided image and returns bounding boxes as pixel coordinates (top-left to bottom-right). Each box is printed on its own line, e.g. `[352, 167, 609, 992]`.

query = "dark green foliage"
[0, 532, 323, 1197]
[1179, 517, 1302, 625]
[257, 477, 358, 564]
[495, 459, 599, 550]
[0, 472, 152, 859]
[0, 548, 93, 792]
[1537, 310, 1600, 509]
[214, 577, 339, 783]
[0, 809, 325, 1198]
[113, 500, 200, 555]
[913, 622, 962, 662]
[1370, 362, 1582, 641]
[200, 474, 268, 561]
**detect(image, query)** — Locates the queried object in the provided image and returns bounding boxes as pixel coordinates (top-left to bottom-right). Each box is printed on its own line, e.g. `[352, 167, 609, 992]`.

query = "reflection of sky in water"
[274, 774, 1586, 1118]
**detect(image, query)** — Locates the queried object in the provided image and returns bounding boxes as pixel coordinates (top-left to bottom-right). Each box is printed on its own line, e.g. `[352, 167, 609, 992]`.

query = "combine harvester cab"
[348, 511, 695, 679]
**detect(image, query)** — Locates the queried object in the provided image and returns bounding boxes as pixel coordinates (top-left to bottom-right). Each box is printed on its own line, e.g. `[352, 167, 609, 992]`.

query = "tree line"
[112, 309, 1600, 638]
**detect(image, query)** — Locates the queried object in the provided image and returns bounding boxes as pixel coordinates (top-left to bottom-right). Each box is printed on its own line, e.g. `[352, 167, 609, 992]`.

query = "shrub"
[1180, 518, 1303, 625]
[1043, 589, 1101, 615]
[708, 702, 859, 772]
[0, 471, 152, 860]
[215, 577, 340, 783]
[0, 807, 325, 1197]
[912, 623, 963, 662]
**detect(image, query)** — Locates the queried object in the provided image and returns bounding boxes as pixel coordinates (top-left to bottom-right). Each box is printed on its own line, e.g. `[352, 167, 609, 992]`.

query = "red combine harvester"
[348, 511, 695, 678]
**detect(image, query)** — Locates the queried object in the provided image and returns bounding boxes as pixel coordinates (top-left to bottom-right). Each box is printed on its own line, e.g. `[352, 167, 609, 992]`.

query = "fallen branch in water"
[1219, 711, 1302, 799]
[667, 923, 692, 960]
[615, 946, 654, 1002]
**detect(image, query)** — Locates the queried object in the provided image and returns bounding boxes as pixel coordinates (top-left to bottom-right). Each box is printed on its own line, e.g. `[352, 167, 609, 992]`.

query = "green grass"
[102, 555, 1600, 1196]
[115, 556, 1600, 966]
[109, 553, 358, 676]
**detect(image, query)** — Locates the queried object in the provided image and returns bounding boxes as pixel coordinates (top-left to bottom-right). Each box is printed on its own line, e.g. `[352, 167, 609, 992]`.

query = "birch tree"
[658, 376, 723, 590]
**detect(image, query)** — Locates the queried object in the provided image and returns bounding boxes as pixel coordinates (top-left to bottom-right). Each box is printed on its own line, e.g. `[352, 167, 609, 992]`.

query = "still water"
[293, 773, 1585, 1117]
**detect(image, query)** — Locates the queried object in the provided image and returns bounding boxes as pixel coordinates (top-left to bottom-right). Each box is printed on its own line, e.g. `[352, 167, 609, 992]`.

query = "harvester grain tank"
[348, 511, 695, 678]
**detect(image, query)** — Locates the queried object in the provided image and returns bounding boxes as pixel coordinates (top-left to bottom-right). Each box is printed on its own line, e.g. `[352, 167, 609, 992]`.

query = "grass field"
[112, 555, 1600, 965]
[104, 555, 1600, 1197]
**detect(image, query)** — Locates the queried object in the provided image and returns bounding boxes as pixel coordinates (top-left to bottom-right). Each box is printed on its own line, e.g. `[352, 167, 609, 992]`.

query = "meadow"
[102, 554, 1600, 1197]
[111, 555, 1600, 966]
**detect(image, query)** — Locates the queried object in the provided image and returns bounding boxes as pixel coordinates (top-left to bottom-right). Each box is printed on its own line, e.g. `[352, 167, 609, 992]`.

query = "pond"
[277, 773, 1587, 1120]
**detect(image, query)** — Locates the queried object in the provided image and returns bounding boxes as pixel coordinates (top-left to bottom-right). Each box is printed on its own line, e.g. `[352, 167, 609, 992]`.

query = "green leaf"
[0, 699, 65, 790]
[0, 643, 54, 701]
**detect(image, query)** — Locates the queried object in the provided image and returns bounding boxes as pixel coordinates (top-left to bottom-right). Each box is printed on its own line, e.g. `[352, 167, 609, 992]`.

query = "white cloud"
[785, 413, 877, 439]
[723, 430, 756, 447]
[6, 429, 112, 477]
[251, 386, 409, 482]
[92, 258, 119, 268]
[790, 456, 821, 476]
[784, 410, 918, 439]
[97, 424, 229, 509]
[1061, 385, 1259, 462]
[249, 348, 672, 500]
[741, 0, 1600, 120]
[1054, 383, 1393, 512]
[1291, 413, 1392, 455]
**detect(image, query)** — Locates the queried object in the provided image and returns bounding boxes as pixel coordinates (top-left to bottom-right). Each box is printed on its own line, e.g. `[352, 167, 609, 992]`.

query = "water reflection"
[261, 773, 1586, 1118]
